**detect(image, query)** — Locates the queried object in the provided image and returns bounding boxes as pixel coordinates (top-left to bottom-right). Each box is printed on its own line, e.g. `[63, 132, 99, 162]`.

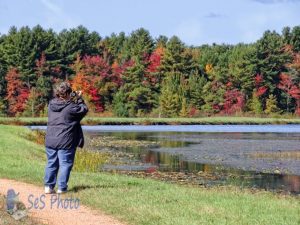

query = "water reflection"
[88, 131, 300, 194]
[140, 150, 300, 194]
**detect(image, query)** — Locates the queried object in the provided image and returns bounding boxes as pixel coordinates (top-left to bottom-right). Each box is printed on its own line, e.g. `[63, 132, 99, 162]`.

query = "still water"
[30, 125, 300, 194]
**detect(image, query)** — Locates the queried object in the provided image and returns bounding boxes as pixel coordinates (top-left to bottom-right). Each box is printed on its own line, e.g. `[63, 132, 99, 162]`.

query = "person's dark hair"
[54, 82, 72, 99]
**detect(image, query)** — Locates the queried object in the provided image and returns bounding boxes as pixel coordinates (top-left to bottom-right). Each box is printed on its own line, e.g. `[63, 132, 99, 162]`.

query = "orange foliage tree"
[5, 68, 29, 116]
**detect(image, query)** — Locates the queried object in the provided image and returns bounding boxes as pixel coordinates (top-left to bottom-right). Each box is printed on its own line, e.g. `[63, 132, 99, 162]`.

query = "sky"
[0, 0, 300, 46]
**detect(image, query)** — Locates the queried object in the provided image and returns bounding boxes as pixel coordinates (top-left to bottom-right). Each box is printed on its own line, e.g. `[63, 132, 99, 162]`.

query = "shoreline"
[1, 116, 300, 126]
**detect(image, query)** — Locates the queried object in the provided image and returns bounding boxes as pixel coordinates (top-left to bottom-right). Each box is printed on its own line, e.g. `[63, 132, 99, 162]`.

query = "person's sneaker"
[57, 189, 67, 194]
[44, 186, 55, 194]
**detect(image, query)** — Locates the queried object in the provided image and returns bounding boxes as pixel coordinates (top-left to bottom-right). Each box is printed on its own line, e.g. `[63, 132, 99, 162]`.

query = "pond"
[30, 125, 300, 194]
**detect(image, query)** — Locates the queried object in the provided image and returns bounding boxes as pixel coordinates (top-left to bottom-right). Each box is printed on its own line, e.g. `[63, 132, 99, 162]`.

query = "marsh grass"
[22, 130, 46, 145]
[88, 136, 160, 149]
[19, 129, 109, 173]
[73, 148, 109, 172]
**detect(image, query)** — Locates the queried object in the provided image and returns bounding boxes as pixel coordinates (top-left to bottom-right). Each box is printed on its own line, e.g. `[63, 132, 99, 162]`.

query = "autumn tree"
[222, 86, 245, 115]
[5, 68, 29, 116]
[278, 73, 294, 112]
[278, 73, 300, 114]
[0, 25, 300, 116]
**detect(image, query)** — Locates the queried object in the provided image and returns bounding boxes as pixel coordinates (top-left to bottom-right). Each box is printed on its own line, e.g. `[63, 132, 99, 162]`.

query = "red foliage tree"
[278, 73, 300, 114]
[111, 60, 134, 86]
[5, 68, 29, 116]
[35, 52, 47, 76]
[281, 46, 300, 115]
[254, 74, 268, 97]
[71, 55, 127, 112]
[81, 55, 110, 78]
[89, 87, 103, 112]
[255, 74, 263, 86]
[289, 85, 300, 115]
[145, 47, 164, 86]
[278, 73, 293, 93]
[222, 89, 245, 115]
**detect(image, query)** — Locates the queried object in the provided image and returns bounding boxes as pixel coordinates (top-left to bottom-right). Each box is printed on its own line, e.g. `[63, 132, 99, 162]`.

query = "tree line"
[0, 25, 299, 117]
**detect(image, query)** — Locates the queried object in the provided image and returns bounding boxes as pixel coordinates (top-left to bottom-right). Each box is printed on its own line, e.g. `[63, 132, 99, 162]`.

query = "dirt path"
[0, 179, 125, 225]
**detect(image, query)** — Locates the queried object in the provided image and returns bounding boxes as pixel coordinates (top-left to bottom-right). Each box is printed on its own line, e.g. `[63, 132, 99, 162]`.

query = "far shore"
[1, 116, 300, 126]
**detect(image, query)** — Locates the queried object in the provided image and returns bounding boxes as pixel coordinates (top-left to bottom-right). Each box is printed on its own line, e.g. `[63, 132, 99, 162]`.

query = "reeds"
[73, 149, 109, 172]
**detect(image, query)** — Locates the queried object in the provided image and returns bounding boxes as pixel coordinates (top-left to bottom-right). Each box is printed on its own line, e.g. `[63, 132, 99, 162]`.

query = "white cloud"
[40, 0, 80, 29]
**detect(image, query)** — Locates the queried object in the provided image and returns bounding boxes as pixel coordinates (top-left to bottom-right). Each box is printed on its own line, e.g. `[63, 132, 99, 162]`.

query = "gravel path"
[0, 179, 125, 225]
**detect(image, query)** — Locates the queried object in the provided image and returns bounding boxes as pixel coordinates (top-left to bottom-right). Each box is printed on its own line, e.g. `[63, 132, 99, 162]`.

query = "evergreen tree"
[265, 94, 279, 114]
[22, 87, 38, 117]
[249, 91, 263, 115]
[179, 97, 188, 117]
[112, 90, 129, 117]
[160, 36, 188, 75]
[121, 28, 154, 61]
[58, 25, 101, 77]
[228, 44, 257, 99]
[155, 35, 168, 48]
[201, 81, 225, 114]
[188, 71, 206, 110]
[98, 32, 126, 65]
[113, 28, 155, 116]
[255, 30, 291, 98]
[291, 26, 300, 51]
[159, 86, 181, 117]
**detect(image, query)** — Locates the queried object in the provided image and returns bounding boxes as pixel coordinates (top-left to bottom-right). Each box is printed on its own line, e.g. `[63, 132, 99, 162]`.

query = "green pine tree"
[265, 94, 279, 114]
[179, 97, 188, 117]
[250, 91, 263, 115]
[188, 71, 206, 110]
[112, 90, 129, 117]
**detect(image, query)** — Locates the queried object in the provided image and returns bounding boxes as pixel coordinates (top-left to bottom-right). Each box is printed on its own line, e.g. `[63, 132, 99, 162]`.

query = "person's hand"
[76, 91, 82, 97]
[75, 91, 84, 104]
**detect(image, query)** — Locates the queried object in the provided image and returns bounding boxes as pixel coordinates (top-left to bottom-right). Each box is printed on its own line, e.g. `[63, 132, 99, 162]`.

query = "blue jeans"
[44, 147, 76, 191]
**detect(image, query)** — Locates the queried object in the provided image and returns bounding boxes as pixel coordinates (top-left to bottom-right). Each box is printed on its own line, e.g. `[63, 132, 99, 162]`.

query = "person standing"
[44, 82, 88, 194]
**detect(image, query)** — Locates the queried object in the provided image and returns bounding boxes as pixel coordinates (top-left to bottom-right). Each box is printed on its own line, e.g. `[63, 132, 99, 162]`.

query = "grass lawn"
[0, 125, 299, 225]
[1, 116, 300, 125]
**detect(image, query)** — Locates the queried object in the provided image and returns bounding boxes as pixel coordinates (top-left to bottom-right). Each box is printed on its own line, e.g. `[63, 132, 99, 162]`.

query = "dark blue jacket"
[45, 98, 88, 150]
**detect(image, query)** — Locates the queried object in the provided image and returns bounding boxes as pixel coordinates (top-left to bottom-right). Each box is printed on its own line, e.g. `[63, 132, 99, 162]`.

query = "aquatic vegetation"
[73, 148, 109, 173]
[249, 151, 300, 159]
[88, 136, 160, 149]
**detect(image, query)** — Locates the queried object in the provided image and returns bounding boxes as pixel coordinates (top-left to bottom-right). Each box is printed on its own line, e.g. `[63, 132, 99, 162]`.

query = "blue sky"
[0, 0, 300, 45]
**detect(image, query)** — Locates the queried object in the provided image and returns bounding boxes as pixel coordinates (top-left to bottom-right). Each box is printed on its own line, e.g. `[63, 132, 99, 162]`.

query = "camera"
[70, 91, 82, 103]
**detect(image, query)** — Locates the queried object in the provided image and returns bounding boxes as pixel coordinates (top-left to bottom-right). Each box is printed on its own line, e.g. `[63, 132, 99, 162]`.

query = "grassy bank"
[1, 116, 300, 126]
[0, 125, 299, 225]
